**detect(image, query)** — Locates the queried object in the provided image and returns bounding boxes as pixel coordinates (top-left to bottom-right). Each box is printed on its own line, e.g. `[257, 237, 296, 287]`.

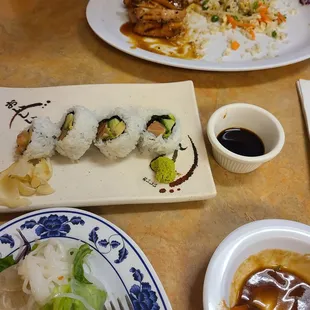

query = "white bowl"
[203, 220, 310, 310]
[207, 103, 285, 173]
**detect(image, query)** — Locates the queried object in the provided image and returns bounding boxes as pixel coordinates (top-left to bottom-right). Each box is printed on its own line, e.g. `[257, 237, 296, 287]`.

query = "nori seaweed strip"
[99, 115, 123, 124]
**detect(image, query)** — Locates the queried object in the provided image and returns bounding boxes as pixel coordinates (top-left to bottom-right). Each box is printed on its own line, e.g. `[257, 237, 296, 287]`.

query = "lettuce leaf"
[41, 281, 107, 310]
[0, 255, 15, 272]
[40, 285, 74, 310]
[73, 244, 92, 284]
[51, 285, 74, 310]
[72, 280, 107, 309]
[41, 244, 107, 310]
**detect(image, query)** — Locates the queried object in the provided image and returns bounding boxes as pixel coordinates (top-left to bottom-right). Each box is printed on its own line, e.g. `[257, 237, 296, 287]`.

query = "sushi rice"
[56, 106, 98, 161]
[14, 106, 183, 164]
[17, 117, 60, 160]
[94, 107, 144, 160]
[139, 109, 181, 156]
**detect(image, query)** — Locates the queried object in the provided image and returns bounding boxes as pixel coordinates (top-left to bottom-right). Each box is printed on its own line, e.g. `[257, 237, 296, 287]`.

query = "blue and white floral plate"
[0, 208, 172, 310]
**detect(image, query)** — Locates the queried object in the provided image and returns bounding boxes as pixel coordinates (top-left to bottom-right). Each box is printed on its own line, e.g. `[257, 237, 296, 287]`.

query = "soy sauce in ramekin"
[217, 128, 265, 157]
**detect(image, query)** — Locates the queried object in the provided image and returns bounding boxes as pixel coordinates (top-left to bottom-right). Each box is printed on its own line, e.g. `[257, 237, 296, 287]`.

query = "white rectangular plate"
[0, 81, 216, 212]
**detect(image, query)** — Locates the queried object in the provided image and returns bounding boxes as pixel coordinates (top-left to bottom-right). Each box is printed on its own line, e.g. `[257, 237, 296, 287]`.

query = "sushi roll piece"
[56, 106, 98, 161]
[15, 117, 60, 160]
[139, 110, 181, 156]
[94, 107, 143, 160]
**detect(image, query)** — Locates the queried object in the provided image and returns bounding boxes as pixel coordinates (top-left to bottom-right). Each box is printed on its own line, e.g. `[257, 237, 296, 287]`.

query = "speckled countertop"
[1, 0, 310, 309]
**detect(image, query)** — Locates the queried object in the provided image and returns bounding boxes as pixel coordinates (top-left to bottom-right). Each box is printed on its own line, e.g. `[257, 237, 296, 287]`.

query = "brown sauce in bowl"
[229, 249, 310, 310]
[232, 267, 310, 310]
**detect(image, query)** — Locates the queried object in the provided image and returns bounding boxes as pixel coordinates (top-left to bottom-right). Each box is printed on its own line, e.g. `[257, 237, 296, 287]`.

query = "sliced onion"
[0, 265, 23, 292]
[0, 265, 31, 309]
[0, 291, 30, 309]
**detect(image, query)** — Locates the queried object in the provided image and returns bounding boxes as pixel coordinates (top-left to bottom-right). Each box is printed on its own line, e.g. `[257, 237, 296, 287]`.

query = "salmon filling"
[16, 130, 32, 155]
[146, 114, 176, 138]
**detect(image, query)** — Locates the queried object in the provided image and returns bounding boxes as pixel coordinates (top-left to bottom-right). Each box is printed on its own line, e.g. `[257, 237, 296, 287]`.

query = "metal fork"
[15, 229, 31, 263]
[103, 296, 134, 310]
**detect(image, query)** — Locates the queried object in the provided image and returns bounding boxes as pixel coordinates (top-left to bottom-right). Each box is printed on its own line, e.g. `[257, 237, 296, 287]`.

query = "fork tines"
[103, 296, 133, 310]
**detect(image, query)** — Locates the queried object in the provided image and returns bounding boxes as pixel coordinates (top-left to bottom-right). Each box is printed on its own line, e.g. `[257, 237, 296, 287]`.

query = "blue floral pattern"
[88, 227, 128, 264]
[0, 234, 14, 248]
[20, 214, 85, 238]
[130, 268, 160, 310]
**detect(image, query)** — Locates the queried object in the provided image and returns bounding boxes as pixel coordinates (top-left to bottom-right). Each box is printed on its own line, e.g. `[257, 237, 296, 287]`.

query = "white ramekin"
[206, 103, 285, 173]
[203, 220, 310, 310]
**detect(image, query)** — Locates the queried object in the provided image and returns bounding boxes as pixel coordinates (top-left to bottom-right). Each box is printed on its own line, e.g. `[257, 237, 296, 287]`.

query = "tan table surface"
[1, 0, 310, 309]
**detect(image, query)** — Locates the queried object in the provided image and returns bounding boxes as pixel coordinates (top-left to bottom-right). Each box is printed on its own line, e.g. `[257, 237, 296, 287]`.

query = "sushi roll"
[139, 110, 181, 156]
[56, 106, 98, 161]
[15, 117, 60, 160]
[94, 107, 143, 160]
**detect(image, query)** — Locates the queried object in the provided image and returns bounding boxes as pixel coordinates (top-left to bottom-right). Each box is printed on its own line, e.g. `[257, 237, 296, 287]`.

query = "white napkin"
[297, 79, 310, 139]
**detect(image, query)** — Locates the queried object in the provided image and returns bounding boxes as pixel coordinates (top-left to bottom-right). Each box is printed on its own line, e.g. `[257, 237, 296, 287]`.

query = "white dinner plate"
[0, 207, 172, 309]
[0, 81, 216, 212]
[86, 0, 310, 72]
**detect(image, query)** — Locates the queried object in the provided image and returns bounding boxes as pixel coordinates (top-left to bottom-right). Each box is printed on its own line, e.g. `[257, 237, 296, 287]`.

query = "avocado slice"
[161, 118, 175, 131]
[64, 113, 74, 130]
[98, 117, 126, 141]
[161, 118, 176, 139]
[168, 114, 176, 121]
[110, 120, 126, 138]
[59, 113, 74, 141]
[108, 118, 120, 128]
